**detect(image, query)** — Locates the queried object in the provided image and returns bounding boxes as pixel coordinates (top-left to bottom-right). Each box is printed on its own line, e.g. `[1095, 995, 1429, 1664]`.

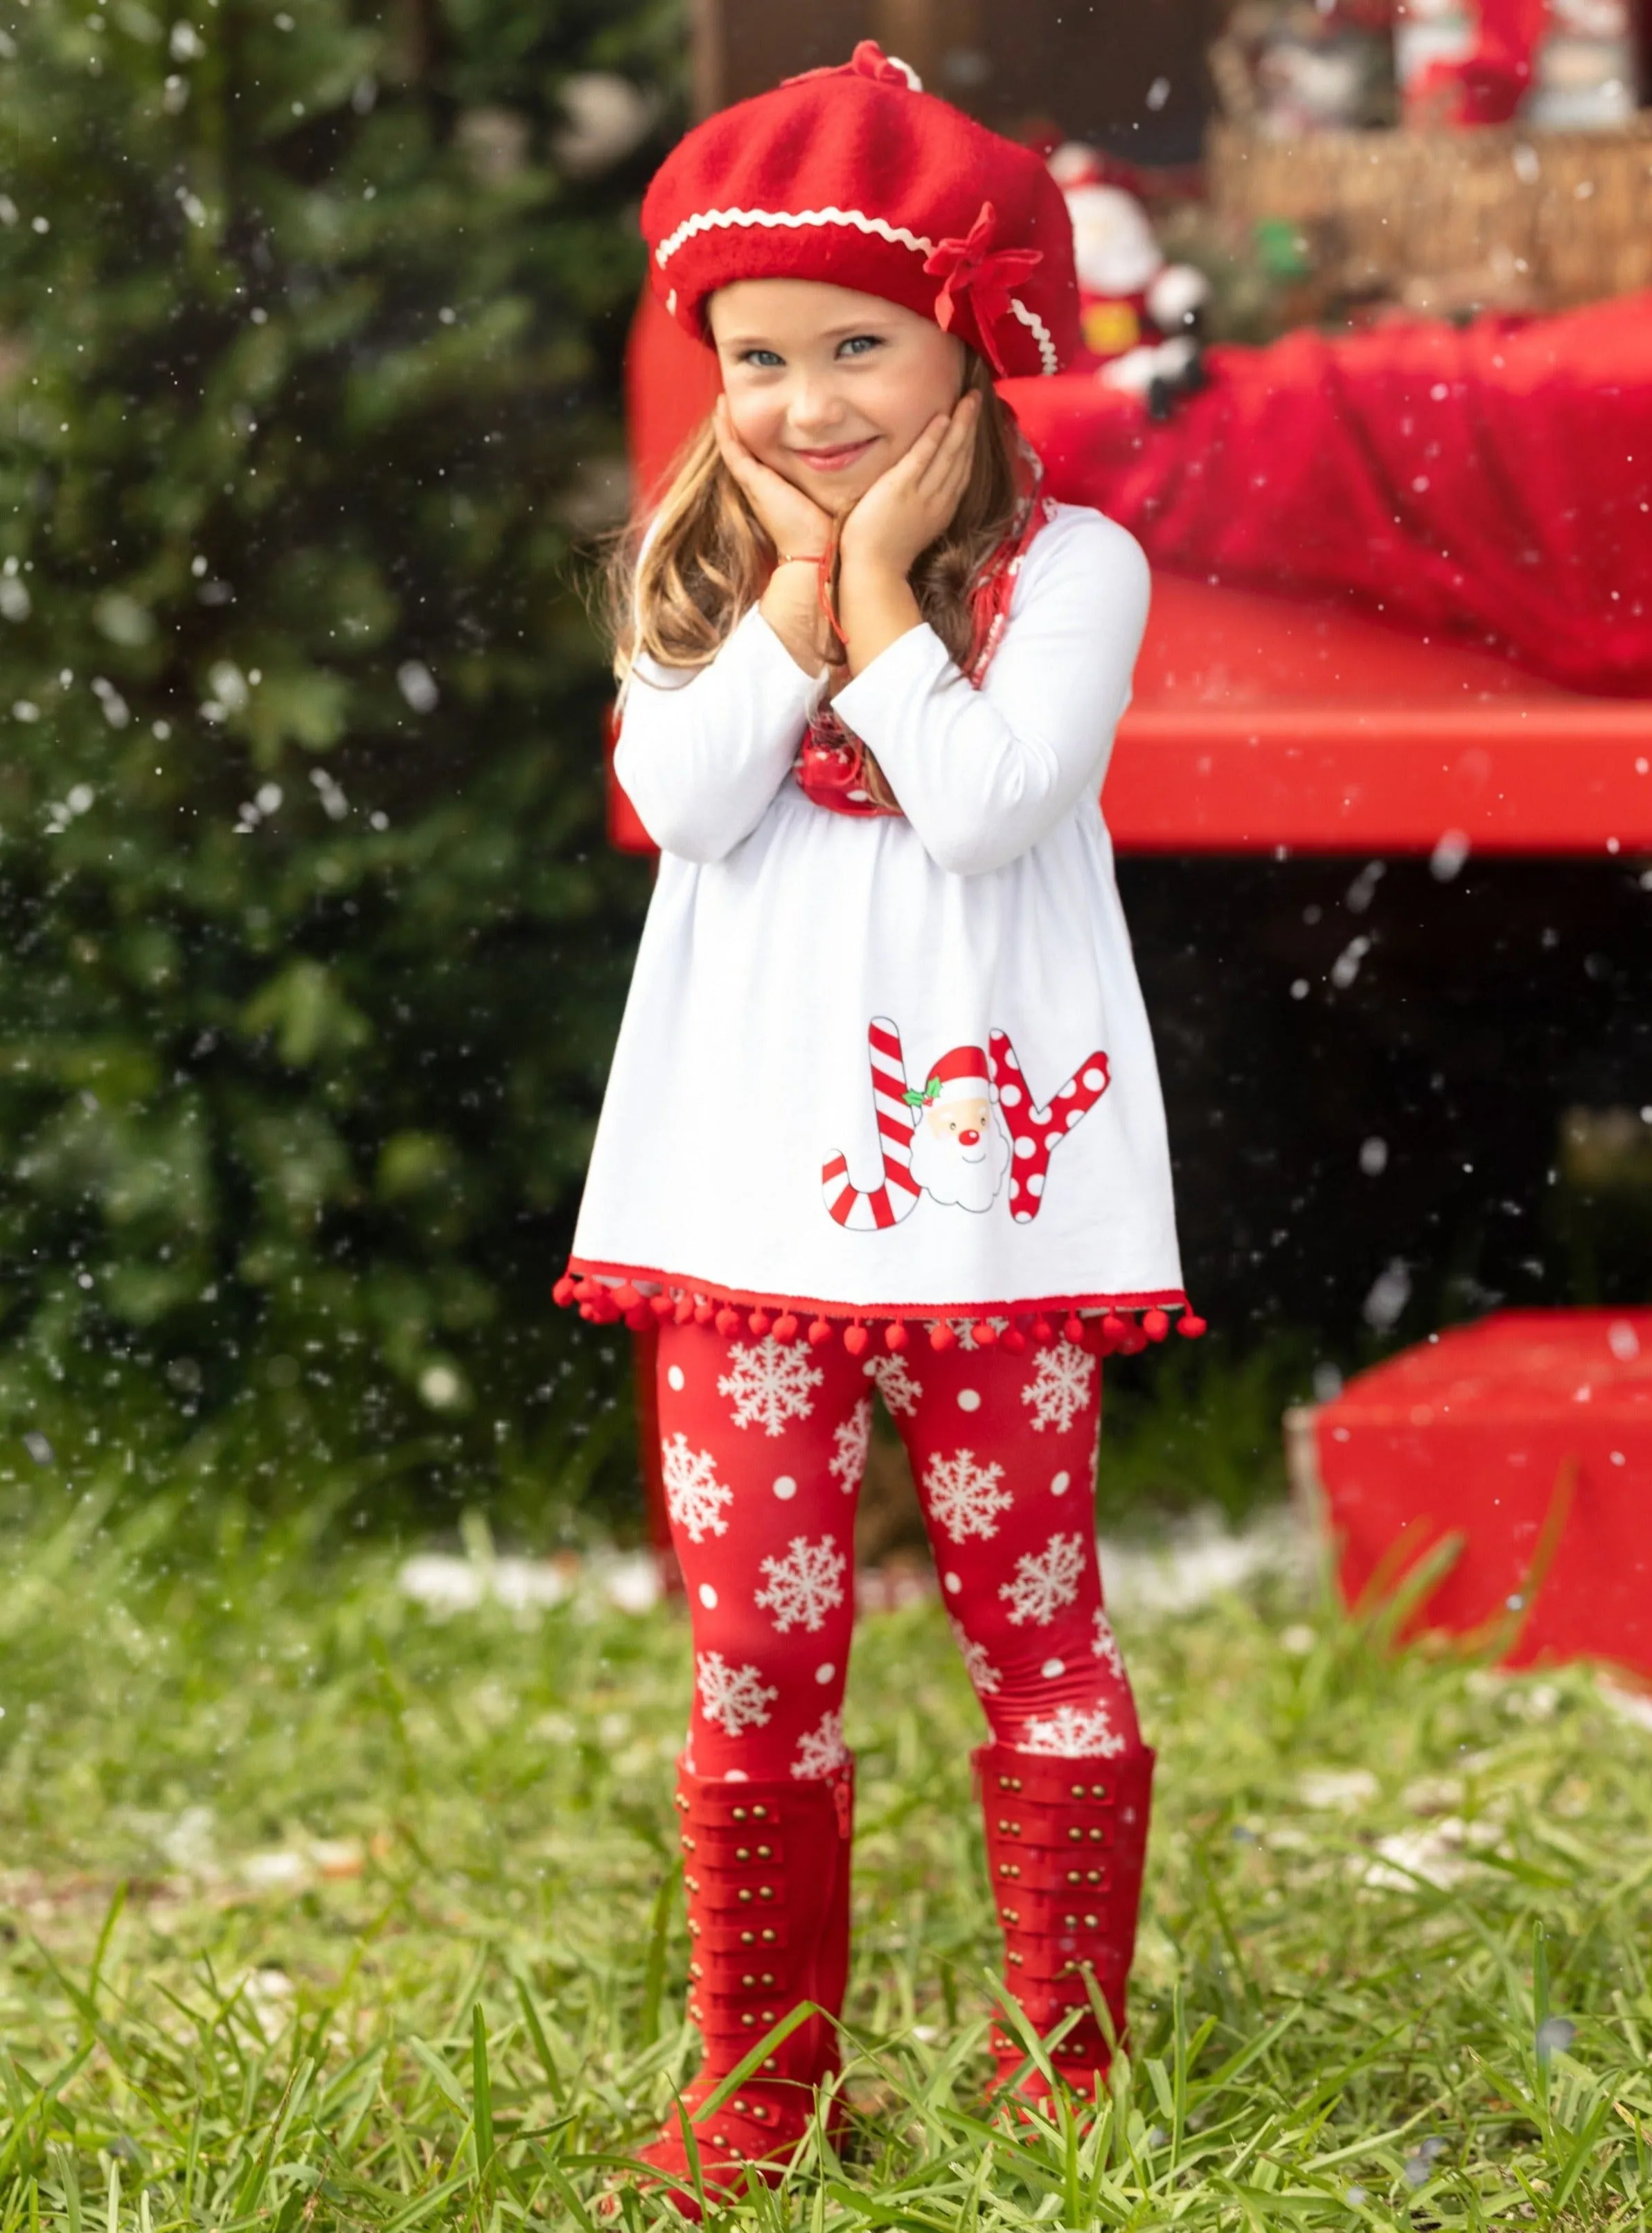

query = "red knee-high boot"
[975, 1742, 1154, 2109]
[625, 1759, 855, 2214]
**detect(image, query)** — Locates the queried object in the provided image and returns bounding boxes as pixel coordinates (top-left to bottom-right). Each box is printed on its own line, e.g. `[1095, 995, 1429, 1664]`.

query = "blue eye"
[839, 335, 884, 357]
[740, 348, 785, 368]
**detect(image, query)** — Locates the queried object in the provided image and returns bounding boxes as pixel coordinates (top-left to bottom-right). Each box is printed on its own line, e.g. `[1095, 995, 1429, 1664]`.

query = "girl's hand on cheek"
[712, 395, 834, 562]
[838, 391, 979, 580]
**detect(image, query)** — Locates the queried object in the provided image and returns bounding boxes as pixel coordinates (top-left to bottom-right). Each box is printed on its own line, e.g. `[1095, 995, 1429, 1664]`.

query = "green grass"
[3, 1485, 1651, 2230]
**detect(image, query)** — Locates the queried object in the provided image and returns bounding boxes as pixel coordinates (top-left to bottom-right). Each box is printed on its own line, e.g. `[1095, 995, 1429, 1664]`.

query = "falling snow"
[791, 1707, 850, 1779]
[1020, 1341, 1096, 1434]
[828, 1396, 871, 1489]
[695, 1651, 779, 1736]
[949, 1614, 1002, 1695]
[923, 1448, 1013, 1542]
[871, 1351, 923, 1416]
[1092, 1608, 1125, 1678]
[754, 1533, 848, 1633]
[1000, 1531, 1087, 1625]
[718, 1335, 824, 1436]
[1016, 1701, 1127, 1758]
[661, 1433, 732, 1543]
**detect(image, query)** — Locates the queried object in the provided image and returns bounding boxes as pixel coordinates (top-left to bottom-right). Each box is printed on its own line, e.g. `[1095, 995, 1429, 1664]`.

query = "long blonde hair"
[605, 349, 1024, 686]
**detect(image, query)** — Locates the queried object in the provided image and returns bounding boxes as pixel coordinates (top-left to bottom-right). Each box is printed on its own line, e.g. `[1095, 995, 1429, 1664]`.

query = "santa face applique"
[822, 1017, 1110, 1231]
[905, 1052, 1012, 1215]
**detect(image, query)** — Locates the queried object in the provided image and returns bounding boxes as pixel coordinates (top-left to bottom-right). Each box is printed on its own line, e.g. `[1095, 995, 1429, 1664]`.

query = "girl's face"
[707, 278, 968, 514]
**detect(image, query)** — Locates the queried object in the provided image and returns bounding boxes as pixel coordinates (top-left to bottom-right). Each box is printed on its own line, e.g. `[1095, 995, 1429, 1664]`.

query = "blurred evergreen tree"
[0, 0, 681, 1511]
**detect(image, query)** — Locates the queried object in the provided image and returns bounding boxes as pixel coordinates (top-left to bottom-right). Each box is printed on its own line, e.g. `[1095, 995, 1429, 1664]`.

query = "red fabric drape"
[1004, 291, 1652, 698]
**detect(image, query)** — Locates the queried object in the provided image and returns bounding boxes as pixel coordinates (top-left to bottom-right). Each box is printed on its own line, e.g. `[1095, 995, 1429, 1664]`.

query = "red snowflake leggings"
[655, 1319, 1139, 1781]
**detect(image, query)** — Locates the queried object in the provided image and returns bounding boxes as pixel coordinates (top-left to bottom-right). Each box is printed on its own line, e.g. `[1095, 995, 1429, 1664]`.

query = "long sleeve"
[829, 508, 1151, 877]
[614, 606, 826, 864]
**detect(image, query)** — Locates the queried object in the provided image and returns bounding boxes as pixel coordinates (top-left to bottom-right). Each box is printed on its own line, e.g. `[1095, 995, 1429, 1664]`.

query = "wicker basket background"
[1207, 117, 1652, 310]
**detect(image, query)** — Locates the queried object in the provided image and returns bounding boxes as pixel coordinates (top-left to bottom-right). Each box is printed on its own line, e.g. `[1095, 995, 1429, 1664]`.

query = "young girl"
[557, 41, 1196, 2206]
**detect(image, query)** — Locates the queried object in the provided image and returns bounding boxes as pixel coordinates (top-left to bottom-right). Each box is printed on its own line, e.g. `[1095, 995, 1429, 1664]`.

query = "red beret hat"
[640, 42, 1080, 381]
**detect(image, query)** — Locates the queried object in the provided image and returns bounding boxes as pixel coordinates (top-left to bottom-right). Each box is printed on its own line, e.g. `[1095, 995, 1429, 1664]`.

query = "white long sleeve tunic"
[568, 501, 1186, 1326]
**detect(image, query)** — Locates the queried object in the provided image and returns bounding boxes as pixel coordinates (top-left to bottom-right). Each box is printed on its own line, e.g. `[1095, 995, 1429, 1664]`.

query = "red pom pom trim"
[774, 1311, 800, 1343]
[885, 1319, 909, 1352]
[929, 1320, 957, 1350]
[843, 1322, 870, 1356]
[808, 1317, 834, 1346]
[1178, 1312, 1208, 1338]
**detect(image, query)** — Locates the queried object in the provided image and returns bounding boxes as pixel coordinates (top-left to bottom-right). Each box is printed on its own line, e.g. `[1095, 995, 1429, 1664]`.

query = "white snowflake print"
[695, 1651, 779, 1737]
[1015, 1702, 1128, 1759]
[1092, 1608, 1125, 1678]
[661, 1433, 733, 1544]
[754, 1533, 849, 1634]
[999, 1531, 1087, 1626]
[828, 1396, 872, 1490]
[718, 1336, 825, 1437]
[954, 1317, 1008, 1351]
[870, 1351, 923, 1418]
[790, 1707, 850, 1780]
[1020, 1341, 1097, 1435]
[923, 1448, 1014, 1544]
[948, 1615, 1002, 1696]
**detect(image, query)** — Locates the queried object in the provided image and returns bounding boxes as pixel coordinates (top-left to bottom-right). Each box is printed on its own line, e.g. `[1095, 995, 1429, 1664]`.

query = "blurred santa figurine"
[1048, 143, 1211, 419]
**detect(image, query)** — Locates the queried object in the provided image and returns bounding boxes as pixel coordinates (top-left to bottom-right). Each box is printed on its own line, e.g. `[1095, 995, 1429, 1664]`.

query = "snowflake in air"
[1000, 1531, 1087, 1625]
[695, 1651, 779, 1736]
[754, 1533, 848, 1633]
[1092, 1608, 1125, 1678]
[1015, 1701, 1127, 1759]
[791, 1707, 849, 1780]
[828, 1396, 871, 1490]
[1020, 1341, 1096, 1435]
[948, 1615, 1002, 1696]
[661, 1433, 732, 1543]
[718, 1335, 824, 1437]
[870, 1351, 923, 1418]
[923, 1448, 1013, 1543]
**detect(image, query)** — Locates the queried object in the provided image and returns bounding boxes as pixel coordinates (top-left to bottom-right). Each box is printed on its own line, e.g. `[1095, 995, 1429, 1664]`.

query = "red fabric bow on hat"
[923, 201, 1045, 375]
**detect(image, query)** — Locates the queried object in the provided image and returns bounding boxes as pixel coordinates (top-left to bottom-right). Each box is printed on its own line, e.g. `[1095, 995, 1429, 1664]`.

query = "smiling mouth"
[790, 438, 876, 472]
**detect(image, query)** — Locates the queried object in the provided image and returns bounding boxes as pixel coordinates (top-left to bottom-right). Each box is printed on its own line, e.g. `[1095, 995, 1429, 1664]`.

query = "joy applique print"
[821, 1017, 1110, 1231]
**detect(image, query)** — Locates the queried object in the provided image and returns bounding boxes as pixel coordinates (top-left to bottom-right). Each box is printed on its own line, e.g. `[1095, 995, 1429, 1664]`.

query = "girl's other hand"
[712, 395, 834, 564]
[837, 391, 979, 581]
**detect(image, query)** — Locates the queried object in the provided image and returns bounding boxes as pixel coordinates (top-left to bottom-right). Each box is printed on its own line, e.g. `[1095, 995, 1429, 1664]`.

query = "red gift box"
[1298, 1308, 1652, 1675]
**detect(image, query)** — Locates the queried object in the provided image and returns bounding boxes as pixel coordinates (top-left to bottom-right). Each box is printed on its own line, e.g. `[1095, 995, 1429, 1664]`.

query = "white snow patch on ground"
[397, 1506, 1309, 1623]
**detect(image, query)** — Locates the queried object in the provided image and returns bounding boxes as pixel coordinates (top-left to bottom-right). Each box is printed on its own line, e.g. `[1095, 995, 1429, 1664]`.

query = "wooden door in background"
[694, 0, 1217, 163]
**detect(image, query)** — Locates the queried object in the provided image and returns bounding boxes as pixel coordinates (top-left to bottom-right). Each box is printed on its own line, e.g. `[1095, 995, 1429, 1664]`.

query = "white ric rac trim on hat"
[1008, 297, 1059, 377]
[655, 205, 936, 271]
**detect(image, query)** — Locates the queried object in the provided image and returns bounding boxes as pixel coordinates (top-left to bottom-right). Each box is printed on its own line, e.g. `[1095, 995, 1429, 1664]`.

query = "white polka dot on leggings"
[724, 1768, 748, 1782]
[943, 1571, 962, 1594]
[957, 1387, 982, 1412]
[666, 1364, 685, 1391]
[815, 1662, 835, 1684]
[698, 1582, 718, 1610]
[773, 1474, 797, 1500]
[1041, 1656, 1065, 1679]
[1051, 1470, 1071, 1496]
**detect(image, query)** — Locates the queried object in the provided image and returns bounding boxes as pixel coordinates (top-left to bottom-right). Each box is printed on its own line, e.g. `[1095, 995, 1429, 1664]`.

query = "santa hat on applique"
[641, 42, 1079, 380]
[905, 1044, 993, 1110]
